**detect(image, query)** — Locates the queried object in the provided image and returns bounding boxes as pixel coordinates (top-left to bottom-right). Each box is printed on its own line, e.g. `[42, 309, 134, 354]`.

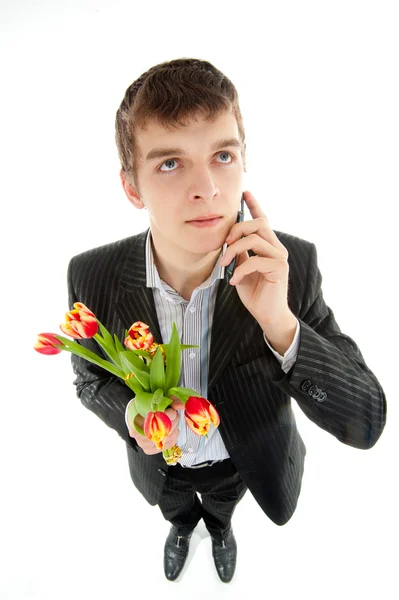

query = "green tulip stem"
[54, 334, 123, 378]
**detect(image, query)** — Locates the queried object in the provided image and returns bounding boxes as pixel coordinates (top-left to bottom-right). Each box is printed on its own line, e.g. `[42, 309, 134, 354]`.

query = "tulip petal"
[208, 403, 220, 427]
[144, 411, 172, 449]
[60, 322, 83, 339]
[184, 396, 220, 436]
[73, 302, 95, 317]
[60, 304, 98, 339]
[185, 413, 210, 436]
[34, 333, 63, 355]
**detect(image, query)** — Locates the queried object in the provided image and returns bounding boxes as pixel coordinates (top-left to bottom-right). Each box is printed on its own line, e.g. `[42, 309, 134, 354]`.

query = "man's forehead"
[136, 111, 241, 160]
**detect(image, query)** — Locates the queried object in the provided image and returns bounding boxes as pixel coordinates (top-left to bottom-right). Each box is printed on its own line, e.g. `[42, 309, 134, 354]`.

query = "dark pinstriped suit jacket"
[67, 228, 386, 526]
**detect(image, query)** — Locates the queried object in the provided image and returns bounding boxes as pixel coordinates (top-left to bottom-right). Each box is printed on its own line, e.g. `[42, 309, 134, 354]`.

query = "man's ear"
[120, 169, 145, 209]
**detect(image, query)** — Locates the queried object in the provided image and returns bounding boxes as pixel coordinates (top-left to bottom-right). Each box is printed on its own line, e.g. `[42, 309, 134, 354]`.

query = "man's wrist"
[261, 312, 298, 356]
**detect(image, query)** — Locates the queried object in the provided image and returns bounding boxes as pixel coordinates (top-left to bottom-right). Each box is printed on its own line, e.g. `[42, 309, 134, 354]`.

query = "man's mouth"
[186, 216, 223, 228]
[187, 215, 222, 222]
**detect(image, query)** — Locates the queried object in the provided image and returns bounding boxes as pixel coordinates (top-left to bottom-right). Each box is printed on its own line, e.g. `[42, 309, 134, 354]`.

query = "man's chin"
[185, 242, 224, 259]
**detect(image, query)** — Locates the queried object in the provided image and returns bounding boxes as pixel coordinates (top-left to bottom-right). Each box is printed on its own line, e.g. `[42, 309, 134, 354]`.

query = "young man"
[66, 58, 386, 583]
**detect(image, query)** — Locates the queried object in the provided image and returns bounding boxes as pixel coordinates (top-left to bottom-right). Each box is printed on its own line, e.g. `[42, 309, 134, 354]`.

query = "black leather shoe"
[211, 528, 237, 583]
[164, 526, 193, 581]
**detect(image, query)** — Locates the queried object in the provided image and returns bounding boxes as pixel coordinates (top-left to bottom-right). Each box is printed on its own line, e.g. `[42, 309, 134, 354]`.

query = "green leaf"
[53, 335, 124, 378]
[150, 388, 164, 411]
[113, 334, 125, 354]
[149, 347, 166, 393]
[119, 354, 151, 391]
[126, 397, 138, 425]
[159, 343, 199, 351]
[125, 399, 145, 436]
[134, 390, 156, 418]
[153, 388, 164, 403]
[166, 387, 201, 403]
[157, 395, 174, 412]
[118, 349, 150, 373]
[129, 349, 150, 357]
[94, 333, 118, 364]
[97, 320, 115, 348]
[164, 322, 181, 391]
[123, 375, 144, 395]
[129, 369, 150, 392]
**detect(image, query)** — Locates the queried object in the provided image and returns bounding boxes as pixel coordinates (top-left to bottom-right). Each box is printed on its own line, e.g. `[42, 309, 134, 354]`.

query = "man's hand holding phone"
[220, 190, 297, 354]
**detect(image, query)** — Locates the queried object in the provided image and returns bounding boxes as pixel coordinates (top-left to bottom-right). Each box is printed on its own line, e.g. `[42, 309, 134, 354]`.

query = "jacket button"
[309, 384, 319, 397]
[317, 391, 327, 402]
[157, 468, 167, 477]
[301, 380, 312, 392]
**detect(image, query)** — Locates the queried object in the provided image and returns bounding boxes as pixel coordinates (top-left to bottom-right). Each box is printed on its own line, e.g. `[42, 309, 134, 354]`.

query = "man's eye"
[218, 151, 233, 163]
[158, 151, 234, 173]
[159, 158, 178, 173]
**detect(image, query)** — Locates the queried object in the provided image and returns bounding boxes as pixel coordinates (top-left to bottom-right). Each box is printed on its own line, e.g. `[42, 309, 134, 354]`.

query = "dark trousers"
[158, 459, 248, 543]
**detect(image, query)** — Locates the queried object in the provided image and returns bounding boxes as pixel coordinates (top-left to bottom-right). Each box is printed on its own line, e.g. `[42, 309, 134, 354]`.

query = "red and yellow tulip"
[60, 302, 98, 339]
[124, 321, 154, 350]
[34, 333, 62, 355]
[144, 410, 172, 449]
[184, 396, 220, 436]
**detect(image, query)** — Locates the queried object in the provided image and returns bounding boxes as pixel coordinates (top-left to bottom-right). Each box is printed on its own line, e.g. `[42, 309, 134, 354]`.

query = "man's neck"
[150, 234, 221, 301]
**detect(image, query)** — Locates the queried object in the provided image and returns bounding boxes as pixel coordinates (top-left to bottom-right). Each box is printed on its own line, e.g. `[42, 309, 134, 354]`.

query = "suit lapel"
[208, 278, 252, 390]
[114, 228, 251, 391]
[114, 229, 163, 344]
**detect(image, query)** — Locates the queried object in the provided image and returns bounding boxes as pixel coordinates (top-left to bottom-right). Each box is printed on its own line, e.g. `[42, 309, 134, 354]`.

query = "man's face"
[123, 108, 245, 259]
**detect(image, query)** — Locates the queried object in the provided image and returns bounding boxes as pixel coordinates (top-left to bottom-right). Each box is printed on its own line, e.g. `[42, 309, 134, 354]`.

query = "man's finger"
[170, 397, 185, 410]
[165, 407, 178, 420]
[243, 190, 267, 220]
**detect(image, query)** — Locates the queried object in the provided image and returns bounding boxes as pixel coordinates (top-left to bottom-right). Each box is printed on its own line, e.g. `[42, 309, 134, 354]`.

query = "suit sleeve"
[66, 257, 138, 449]
[272, 242, 387, 450]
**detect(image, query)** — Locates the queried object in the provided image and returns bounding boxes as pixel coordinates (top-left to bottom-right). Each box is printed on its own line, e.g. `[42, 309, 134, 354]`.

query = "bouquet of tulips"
[34, 302, 220, 465]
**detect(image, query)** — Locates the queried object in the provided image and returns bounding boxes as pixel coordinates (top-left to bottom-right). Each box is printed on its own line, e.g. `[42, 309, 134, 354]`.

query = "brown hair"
[115, 57, 247, 194]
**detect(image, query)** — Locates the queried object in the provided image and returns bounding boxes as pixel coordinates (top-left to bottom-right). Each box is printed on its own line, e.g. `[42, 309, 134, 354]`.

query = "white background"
[1, 1, 398, 599]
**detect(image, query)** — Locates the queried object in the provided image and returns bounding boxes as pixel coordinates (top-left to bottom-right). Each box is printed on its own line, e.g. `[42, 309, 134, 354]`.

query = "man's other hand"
[128, 398, 185, 454]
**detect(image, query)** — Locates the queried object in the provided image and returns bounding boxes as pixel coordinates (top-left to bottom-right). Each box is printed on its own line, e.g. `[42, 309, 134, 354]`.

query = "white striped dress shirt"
[143, 229, 300, 466]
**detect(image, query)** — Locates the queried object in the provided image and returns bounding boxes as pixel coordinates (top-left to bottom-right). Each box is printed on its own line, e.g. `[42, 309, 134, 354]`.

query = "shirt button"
[190, 306, 196, 313]
[188, 447, 194, 453]
[189, 352, 195, 359]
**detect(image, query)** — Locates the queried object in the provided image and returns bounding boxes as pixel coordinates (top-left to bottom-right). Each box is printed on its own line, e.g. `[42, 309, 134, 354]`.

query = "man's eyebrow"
[145, 137, 242, 162]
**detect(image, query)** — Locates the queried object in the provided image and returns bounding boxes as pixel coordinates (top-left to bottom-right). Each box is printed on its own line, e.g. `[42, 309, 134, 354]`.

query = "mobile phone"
[225, 192, 245, 283]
